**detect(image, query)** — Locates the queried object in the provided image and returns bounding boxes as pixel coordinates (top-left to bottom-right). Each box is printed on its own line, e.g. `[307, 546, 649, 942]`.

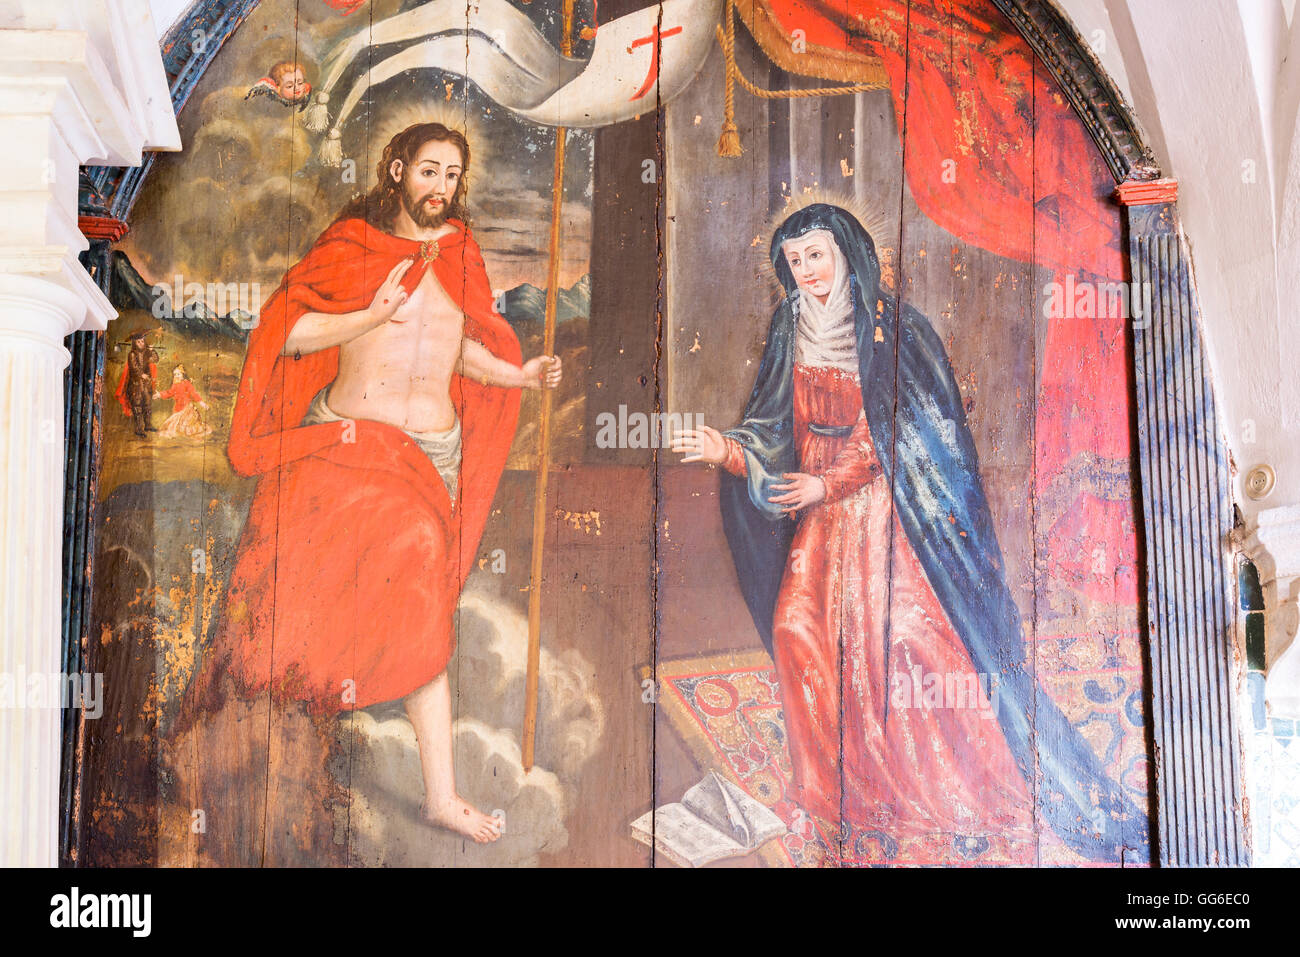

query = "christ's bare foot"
[421, 797, 502, 843]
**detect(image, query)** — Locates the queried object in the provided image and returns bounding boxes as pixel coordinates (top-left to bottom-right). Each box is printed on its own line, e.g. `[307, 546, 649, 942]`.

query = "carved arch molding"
[63, 0, 1245, 867]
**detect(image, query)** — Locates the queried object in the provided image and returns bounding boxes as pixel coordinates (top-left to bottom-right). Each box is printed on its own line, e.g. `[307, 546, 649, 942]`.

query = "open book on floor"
[630, 770, 788, 867]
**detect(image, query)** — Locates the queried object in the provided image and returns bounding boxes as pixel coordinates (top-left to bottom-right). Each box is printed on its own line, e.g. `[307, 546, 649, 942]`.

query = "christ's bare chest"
[394, 264, 463, 335]
[329, 264, 466, 433]
[346, 266, 464, 364]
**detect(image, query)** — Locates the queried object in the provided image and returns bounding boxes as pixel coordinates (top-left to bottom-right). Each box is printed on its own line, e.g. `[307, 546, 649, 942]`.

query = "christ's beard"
[401, 188, 450, 229]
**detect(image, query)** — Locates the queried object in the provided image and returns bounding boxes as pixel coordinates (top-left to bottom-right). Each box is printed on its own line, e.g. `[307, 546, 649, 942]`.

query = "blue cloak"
[719, 203, 1149, 862]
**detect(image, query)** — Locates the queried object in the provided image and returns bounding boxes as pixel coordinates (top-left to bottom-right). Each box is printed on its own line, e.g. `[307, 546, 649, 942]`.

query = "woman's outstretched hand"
[770, 472, 827, 514]
[672, 425, 728, 465]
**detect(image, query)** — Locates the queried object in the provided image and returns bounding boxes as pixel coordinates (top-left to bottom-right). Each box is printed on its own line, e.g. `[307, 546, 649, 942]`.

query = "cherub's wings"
[244, 78, 280, 101]
[245, 78, 310, 110]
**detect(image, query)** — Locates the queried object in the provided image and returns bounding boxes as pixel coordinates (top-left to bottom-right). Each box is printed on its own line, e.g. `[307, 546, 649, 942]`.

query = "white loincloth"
[303, 387, 462, 505]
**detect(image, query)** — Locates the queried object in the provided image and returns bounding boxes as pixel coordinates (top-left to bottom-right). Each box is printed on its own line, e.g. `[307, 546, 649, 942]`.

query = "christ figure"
[188, 122, 561, 844]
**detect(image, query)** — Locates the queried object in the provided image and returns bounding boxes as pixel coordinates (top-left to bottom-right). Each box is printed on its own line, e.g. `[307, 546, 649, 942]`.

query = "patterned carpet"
[653, 650, 1144, 867]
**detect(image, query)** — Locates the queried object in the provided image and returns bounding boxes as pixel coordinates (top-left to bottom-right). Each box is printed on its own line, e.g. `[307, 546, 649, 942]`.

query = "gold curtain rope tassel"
[714, 1, 890, 159]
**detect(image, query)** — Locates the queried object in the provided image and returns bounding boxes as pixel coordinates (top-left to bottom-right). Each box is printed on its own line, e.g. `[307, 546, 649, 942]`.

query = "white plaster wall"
[149, 0, 191, 37]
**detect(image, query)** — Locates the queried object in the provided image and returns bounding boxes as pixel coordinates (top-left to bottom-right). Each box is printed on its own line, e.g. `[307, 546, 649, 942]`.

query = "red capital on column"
[1115, 177, 1179, 206]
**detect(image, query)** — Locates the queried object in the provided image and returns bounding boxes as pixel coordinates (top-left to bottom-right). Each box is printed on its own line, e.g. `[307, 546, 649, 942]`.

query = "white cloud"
[336, 584, 605, 866]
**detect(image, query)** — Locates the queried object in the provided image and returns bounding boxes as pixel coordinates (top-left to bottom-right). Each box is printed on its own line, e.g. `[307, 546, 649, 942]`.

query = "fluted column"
[1118, 178, 1248, 866]
[0, 277, 82, 866]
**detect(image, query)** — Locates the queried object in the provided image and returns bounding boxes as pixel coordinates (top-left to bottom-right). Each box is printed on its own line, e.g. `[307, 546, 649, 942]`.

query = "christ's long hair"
[337, 122, 471, 229]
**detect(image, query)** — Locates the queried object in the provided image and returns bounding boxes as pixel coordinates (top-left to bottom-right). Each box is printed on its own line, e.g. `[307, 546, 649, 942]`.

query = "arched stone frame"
[63, 0, 1246, 867]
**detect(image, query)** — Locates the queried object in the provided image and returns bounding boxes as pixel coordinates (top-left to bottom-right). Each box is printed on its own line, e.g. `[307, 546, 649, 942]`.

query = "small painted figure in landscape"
[154, 364, 214, 440]
[115, 331, 160, 438]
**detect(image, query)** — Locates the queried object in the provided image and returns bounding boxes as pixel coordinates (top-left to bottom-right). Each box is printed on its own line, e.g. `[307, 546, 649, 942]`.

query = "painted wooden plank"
[59, 0, 1246, 870]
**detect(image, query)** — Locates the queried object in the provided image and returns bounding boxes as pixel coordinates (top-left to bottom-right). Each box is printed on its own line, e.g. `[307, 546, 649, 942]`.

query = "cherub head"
[268, 61, 309, 102]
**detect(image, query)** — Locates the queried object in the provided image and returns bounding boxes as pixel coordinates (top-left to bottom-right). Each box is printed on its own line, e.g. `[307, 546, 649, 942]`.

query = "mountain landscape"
[111, 250, 591, 341]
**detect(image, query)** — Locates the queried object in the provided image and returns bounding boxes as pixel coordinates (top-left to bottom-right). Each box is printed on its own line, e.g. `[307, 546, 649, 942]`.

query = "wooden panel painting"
[76, 0, 1151, 867]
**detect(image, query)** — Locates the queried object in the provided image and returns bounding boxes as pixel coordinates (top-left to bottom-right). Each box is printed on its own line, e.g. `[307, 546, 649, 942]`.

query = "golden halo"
[756, 186, 901, 297]
[355, 99, 488, 195]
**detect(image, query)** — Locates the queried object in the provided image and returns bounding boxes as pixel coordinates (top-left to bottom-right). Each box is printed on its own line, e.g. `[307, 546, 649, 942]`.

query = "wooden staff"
[523, 0, 576, 772]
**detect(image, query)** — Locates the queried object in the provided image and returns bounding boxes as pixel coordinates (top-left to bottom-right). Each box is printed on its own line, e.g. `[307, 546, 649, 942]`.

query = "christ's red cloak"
[192, 216, 521, 713]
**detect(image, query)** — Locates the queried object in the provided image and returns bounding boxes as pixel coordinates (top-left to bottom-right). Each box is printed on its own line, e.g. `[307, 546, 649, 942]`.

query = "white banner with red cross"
[305, 0, 722, 164]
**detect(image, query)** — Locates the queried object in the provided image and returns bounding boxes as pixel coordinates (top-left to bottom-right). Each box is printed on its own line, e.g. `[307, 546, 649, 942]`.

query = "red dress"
[156, 378, 213, 439]
[725, 364, 1034, 848]
[157, 378, 202, 411]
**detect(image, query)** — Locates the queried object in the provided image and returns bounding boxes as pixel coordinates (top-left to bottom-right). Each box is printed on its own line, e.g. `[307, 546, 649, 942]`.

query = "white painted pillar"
[1238, 503, 1300, 864]
[0, 277, 84, 866]
[0, 0, 177, 867]
[1240, 505, 1300, 718]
